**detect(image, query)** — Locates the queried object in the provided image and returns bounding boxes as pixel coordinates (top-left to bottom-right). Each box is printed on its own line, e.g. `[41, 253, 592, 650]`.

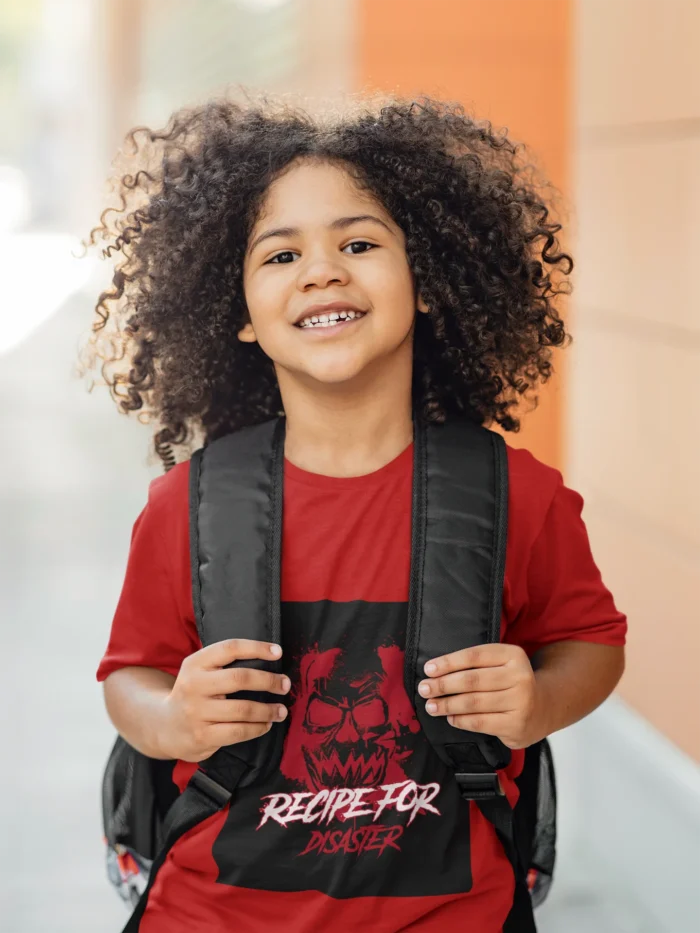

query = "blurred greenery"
[0, 0, 41, 160]
[138, 0, 302, 125]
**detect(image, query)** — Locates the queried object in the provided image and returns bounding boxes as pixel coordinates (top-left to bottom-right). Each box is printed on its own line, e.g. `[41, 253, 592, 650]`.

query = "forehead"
[252, 159, 391, 230]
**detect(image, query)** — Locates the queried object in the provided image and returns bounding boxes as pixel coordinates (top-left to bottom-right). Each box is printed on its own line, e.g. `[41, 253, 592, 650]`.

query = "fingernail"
[417, 682, 430, 697]
[277, 705, 288, 720]
[270, 644, 282, 658]
[426, 701, 438, 714]
[424, 661, 437, 675]
[447, 715, 454, 726]
[281, 677, 291, 693]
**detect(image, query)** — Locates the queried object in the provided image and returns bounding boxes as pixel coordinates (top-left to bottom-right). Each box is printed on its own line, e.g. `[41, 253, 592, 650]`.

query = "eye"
[266, 250, 298, 264]
[342, 241, 377, 255]
[264, 242, 376, 263]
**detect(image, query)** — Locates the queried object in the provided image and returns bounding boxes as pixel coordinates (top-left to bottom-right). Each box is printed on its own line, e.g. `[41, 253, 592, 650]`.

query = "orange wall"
[571, 0, 700, 760]
[355, 0, 572, 470]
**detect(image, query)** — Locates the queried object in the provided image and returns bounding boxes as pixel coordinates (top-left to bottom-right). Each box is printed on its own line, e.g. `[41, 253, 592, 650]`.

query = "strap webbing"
[121, 756, 248, 932]
[505, 878, 537, 933]
[476, 795, 537, 933]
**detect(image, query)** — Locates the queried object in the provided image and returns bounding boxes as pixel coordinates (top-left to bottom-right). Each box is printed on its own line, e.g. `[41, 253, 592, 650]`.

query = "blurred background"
[1, 1, 698, 931]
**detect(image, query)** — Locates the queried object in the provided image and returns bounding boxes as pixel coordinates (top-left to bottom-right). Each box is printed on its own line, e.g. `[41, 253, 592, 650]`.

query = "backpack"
[102, 416, 557, 932]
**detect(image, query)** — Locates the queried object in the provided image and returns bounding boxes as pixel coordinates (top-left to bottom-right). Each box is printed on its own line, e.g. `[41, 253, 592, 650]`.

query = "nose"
[296, 253, 350, 292]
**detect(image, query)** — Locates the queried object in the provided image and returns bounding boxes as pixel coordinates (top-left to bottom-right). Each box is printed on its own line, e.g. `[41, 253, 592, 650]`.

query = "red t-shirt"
[98, 441, 626, 933]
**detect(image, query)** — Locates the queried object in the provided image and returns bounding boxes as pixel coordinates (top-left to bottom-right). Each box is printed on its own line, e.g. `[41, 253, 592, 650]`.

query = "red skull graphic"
[280, 643, 421, 792]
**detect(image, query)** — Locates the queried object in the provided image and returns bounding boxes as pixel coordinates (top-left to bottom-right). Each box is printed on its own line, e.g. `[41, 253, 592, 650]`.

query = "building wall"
[355, 0, 572, 470]
[571, 0, 700, 760]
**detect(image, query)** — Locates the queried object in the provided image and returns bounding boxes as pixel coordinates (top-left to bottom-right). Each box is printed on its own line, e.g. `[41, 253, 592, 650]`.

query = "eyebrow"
[248, 214, 393, 254]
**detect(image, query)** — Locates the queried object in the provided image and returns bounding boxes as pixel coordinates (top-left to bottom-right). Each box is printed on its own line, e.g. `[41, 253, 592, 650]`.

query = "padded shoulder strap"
[189, 416, 287, 789]
[190, 416, 284, 649]
[123, 418, 286, 931]
[406, 418, 512, 789]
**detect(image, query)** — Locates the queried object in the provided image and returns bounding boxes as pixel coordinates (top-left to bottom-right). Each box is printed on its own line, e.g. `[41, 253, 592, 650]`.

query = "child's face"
[240, 159, 427, 390]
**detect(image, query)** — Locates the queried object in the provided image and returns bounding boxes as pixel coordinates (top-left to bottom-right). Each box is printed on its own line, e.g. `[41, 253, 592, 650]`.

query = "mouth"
[294, 304, 368, 333]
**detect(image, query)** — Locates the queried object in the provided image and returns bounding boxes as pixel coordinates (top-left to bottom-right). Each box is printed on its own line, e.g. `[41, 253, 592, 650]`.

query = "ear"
[237, 321, 258, 343]
[417, 294, 430, 315]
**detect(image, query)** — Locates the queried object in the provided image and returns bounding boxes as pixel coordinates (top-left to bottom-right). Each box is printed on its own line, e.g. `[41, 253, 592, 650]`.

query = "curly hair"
[81, 93, 572, 471]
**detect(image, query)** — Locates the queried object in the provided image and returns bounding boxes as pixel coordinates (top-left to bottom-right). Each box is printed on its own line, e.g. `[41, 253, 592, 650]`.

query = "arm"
[103, 639, 290, 762]
[104, 667, 177, 760]
[530, 640, 625, 741]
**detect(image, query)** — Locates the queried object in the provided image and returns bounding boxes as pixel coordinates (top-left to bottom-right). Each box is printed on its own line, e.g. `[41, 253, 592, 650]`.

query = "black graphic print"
[211, 601, 472, 898]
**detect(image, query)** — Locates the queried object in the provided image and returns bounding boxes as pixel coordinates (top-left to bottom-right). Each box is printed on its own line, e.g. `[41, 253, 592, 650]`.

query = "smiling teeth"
[298, 310, 364, 328]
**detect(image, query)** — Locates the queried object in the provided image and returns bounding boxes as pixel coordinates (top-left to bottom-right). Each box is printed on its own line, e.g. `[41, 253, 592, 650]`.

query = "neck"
[277, 352, 414, 478]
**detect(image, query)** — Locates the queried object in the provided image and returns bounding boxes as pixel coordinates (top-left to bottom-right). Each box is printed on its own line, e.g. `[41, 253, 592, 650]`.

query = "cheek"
[371, 254, 417, 314]
[242, 275, 265, 320]
[242, 275, 287, 338]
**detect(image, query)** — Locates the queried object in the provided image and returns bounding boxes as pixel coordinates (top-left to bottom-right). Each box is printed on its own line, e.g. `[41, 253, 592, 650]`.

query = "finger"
[195, 639, 282, 670]
[202, 698, 288, 724]
[445, 712, 512, 735]
[203, 720, 275, 748]
[203, 666, 291, 697]
[418, 666, 513, 699]
[425, 689, 517, 718]
[424, 643, 515, 677]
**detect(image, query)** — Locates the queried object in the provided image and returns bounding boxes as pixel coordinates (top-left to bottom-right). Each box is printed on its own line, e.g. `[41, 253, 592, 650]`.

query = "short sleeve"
[96, 461, 199, 681]
[504, 466, 627, 656]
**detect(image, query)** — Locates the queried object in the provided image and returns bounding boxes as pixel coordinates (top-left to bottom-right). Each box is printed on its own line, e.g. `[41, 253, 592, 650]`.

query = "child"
[88, 95, 626, 933]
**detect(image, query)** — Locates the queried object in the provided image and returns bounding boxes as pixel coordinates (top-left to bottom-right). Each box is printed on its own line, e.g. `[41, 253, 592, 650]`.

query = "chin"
[305, 365, 369, 386]
[294, 350, 378, 386]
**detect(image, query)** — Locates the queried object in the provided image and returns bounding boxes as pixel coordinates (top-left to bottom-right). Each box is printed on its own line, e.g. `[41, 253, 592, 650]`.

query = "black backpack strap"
[122, 417, 286, 931]
[478, 795, 537, 933]
[407, 418, 535, 930]
[190, 416, 284, 651]
[406, 417, 512, 786]
[188, 416, 288, 787]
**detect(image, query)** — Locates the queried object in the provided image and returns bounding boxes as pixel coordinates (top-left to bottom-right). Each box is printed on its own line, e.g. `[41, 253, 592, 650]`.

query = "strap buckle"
[455, 772, 504, 799]
[190, 768, 233, 808]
